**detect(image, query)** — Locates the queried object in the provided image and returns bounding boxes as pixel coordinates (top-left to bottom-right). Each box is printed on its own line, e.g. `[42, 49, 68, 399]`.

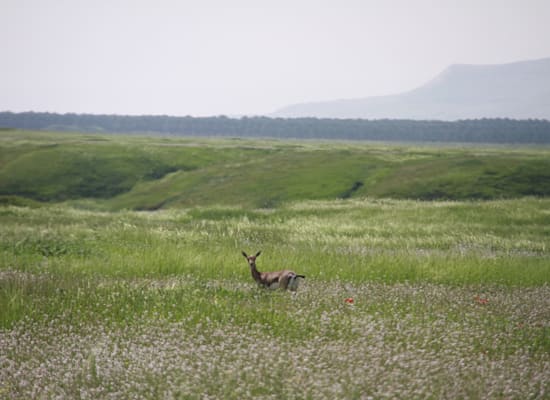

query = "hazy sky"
[1, 0, 550, 116]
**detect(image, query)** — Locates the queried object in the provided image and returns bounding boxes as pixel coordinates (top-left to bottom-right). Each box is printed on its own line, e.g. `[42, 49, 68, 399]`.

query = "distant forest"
[1, 111, 550, 143]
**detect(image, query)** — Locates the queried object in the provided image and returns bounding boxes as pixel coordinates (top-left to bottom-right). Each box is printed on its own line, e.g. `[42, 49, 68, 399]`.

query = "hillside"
[274, 57, 550, 120]
[1, 130, 550, 209]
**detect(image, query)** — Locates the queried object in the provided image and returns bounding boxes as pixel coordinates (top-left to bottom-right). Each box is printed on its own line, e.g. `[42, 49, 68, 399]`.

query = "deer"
[242, 251, 305, 291]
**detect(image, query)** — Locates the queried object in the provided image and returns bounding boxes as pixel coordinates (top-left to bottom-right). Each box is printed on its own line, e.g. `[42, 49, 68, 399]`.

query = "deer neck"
[249, 263, 264, 284]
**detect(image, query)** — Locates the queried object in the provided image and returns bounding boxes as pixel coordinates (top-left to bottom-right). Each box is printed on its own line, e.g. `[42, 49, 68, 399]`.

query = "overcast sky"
[1, 0, 550, 116]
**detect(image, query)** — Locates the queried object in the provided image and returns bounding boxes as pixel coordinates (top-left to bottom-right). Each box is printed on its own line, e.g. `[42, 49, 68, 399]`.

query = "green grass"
[1, 197, 549, 329]
[1, 130, 550, 209]
[371, 155, 550, 199]
[1, 202, 549, 398]
[1, 132, 549, 398]
[1, 200, 549, 398]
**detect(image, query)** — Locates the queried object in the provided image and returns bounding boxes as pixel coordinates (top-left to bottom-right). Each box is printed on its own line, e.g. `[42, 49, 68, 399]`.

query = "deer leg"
[278, 275, 290, 290]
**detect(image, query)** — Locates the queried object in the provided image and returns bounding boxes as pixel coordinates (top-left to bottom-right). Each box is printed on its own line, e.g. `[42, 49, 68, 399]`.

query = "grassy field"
[1, 197, 549, 399]
[1, 130, 550, 209]
[1, 131, 549, 398]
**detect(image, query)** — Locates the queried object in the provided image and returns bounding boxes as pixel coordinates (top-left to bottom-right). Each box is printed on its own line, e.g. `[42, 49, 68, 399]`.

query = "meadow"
[1, 198, 549, 399]
[0, 131, 549, 398]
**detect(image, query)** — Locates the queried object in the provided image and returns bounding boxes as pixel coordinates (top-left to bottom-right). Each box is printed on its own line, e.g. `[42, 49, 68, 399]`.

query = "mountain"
[273, 57, 550, 120]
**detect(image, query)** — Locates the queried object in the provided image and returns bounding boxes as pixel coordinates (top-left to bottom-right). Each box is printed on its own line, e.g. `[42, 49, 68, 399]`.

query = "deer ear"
[242, 251, 248, 258]
[255, 251, 262, 257]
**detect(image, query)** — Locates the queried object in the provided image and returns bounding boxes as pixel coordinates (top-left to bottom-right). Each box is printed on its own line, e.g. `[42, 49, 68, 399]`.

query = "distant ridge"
[273, 57, 550, 120]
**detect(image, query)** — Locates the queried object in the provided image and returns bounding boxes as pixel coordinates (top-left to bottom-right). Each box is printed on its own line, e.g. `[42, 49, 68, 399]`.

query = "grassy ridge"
[1, 130, 550, 209]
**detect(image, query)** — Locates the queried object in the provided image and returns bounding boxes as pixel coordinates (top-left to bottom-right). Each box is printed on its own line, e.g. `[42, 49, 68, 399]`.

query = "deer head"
[242, 250, 261, 267]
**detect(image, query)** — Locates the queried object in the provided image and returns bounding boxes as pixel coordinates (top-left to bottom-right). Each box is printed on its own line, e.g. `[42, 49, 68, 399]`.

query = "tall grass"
[2, 198, 548, 283]
[1, 199, 549, 398]
[1, 198, 548, 327]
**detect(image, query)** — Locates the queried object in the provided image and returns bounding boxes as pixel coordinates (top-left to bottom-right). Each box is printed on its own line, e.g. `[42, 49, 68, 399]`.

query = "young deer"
[242, 251, 305, 291]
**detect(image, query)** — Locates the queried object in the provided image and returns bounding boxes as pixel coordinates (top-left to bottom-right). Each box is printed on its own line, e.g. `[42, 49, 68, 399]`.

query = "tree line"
[1, 111, 550, 143]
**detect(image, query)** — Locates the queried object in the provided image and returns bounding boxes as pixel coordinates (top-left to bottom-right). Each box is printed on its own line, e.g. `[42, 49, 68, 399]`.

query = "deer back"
[261, 270, 297, 289]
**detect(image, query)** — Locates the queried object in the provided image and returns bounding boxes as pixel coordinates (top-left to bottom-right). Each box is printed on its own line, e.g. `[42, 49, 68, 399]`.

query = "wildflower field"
[1, 197, 549, 399]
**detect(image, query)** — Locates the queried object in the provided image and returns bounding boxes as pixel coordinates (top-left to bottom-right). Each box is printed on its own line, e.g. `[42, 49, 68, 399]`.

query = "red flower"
[344, 297, 354, 305]
[474, 296, 489, 305]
